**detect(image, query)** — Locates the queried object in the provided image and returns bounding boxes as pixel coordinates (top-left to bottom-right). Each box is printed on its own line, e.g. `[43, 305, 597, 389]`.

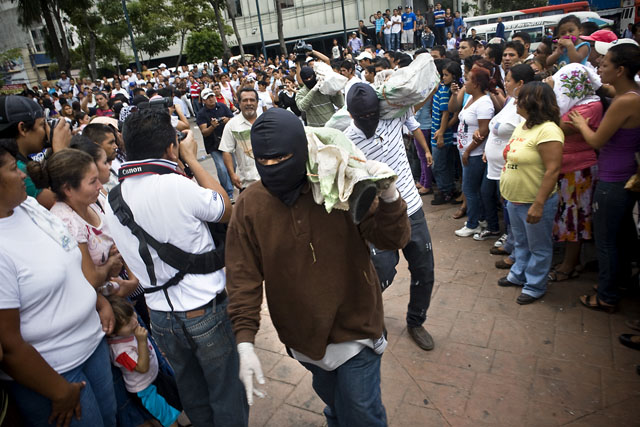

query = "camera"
[176, 130, 187, 141]
[293, 39, 313, 63]
[149, 96, 173, 110]
[46, 117, 72, 146]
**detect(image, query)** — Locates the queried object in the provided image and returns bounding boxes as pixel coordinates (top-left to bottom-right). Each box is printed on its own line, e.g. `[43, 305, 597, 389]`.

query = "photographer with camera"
[102, 108, 246, 426]
[294, 41, 344, 127]
[197, 88, 235, 201]
[0, 95, 71, 209]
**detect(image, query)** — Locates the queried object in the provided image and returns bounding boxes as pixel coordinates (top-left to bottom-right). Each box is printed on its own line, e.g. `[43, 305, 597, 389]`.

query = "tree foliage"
[185, 29, 224, 63]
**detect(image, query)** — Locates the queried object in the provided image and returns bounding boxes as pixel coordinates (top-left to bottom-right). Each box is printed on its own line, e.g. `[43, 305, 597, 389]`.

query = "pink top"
[560, 101, 602, 174]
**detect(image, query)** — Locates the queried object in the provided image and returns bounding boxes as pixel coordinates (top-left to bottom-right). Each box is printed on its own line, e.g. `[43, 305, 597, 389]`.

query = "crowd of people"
[1, 9, 640, 427]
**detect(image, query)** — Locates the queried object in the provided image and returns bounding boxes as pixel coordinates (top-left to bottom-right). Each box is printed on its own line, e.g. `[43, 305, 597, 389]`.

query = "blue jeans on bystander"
[506, 193, 559, 298]
[462, 155, 486, 229]
[431, 143, 456, 195]
[480, 176, 501, 232]
[9, 339, 117, 427]
[210, 150, 234, 199]
[149, 299, 249, 427]
[593, 181, 639, 304]
[300, 347, 386, 427]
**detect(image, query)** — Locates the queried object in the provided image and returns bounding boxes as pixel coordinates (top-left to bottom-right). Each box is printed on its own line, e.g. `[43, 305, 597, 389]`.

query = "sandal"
[548, 268, 579, 282]
[579, 294, 616, 313]
[419, 187, 433, 195]
[452, 207, 467, 219]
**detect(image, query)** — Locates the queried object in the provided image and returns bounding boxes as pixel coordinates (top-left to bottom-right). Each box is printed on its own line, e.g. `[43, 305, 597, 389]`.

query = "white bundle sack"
[305, 127, 396, 213]
[374, 53, 440, 119]
[314, 61, 348, 96]
[324, 105, 352, 132]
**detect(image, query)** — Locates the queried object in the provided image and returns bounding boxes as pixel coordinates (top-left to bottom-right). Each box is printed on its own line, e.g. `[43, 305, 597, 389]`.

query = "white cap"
[356, 51, 373, 61]
[268, 64, 276, 69]
[305, 56, 314, 63]
[488, 37, 504, 45]
[126, 68, 132, 72]
[594, 38, 639, 55]
[159, 63, 167, 68]
[201, 88, 215, 99]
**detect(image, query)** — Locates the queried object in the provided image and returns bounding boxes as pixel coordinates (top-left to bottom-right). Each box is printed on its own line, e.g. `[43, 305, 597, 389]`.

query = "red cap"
[580, 30, 617, 43]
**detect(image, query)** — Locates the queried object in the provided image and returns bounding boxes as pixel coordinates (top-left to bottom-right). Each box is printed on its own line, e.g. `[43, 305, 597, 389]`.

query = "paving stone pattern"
[194, 130, 640, 427]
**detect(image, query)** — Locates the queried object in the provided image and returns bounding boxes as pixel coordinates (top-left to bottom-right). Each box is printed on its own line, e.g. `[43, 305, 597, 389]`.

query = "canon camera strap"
[108, 161, 226, 312]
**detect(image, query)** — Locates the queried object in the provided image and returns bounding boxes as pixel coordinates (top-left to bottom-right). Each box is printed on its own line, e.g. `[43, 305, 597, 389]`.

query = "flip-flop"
[452, 208, 466, 219]
[548, 268, 579, 282]
[579, 294, 616, 313]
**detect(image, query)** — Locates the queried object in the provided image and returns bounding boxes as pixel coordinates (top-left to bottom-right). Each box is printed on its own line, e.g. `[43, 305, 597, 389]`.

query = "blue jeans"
[384, 33, 391, 52]
[149, 299, 248, 427]
[300, 348, 386, 427]
[9, 339, 117, 427]
[422, 33, 435, 49]
[191, 98, 201, 116]
[210, 150, 234, 199]
[431, 143, 456, 194]
[371, 208, 435, 328]
[390, 32, 400, 50]
[481, 176, 500, 232]
[506, 193, 559, 298]
[462, 155, 486, 229]
[593, 181, 639, 304]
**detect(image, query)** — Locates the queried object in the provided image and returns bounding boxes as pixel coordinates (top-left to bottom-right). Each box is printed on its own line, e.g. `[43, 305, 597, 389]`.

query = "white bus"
[467, 11, 613, 50]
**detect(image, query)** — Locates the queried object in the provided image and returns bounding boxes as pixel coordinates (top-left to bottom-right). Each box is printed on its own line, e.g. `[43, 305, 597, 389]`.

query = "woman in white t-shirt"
[455, 67, 495, 237]
[0, 140, 116, 426]
[383, 16, 392, 52]
[479, 64, 535, 243]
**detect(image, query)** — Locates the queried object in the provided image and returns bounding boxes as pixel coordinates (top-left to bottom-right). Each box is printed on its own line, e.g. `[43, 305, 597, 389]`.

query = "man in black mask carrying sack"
[344, 83, 437, 352]
[295, 65, 344, 127]
[225, 108, 410, 427]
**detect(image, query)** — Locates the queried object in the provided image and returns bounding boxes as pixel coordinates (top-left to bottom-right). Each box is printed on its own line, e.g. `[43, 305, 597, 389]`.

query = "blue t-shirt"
[454, 17, 465, 32]
[434, 10, 445, 27]
[556, 41, 590, 68]
[375, 17, 384, 32]
[402, 12, 417, 31]
[431, 83, 454, 146]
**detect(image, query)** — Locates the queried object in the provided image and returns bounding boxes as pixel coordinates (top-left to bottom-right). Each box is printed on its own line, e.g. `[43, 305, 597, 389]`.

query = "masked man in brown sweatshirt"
[225, 108, 410, 427]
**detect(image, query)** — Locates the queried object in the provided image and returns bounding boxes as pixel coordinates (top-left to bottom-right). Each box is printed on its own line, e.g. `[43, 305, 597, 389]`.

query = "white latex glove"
[237, 342, 266, 405]
[380, 181, 399, 203]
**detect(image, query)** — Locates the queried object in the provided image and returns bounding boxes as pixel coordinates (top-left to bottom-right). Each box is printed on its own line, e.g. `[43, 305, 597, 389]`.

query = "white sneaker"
[493, 234, 508, 248]
[479, 220, 488, 229]
[473, 229, 502, 241]
[455, 225, 482, 237]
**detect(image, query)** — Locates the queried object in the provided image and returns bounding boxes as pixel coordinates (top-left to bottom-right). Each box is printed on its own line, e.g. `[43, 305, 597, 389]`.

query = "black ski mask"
[251, 108, 309, 206]
[347, 83, 380, 139]
[300, 66, 317, 89]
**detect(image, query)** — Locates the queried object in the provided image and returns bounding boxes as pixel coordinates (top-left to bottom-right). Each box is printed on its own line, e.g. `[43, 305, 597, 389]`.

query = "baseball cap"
[129, 81, 136, 87]
[0, 95, 44, 131]
[356, 51, 373, 61]
[126, 68, 132, 72]
[581, 30, 617, 43]
[159, 63, 167, 68]
[594, 38, 639, 55]
[201, 88, 215, 99]
[305, 57, 314, 63]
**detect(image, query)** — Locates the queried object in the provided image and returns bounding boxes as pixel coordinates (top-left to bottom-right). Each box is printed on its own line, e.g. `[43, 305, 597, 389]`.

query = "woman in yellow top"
[498, 82, 564, 305]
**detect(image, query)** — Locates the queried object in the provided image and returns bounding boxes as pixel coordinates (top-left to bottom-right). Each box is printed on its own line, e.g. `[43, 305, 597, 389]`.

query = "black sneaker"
[431, 193, 449, 205]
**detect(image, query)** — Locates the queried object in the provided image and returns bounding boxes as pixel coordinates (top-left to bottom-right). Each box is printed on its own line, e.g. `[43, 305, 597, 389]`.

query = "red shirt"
[215, 94, 234, 110]
[190, 82, 201, 99]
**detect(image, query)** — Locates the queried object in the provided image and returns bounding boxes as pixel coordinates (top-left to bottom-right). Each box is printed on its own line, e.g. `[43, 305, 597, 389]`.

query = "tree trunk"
[82, 15, 98, 81]
[226, 0, 245, 59]
[176, 31, 186, 69]
[478, 0, 487, 15]
[40, 5, 66, 75]
[50, 3, 71, 73]
[274, 0, 286, 56]
[209, 0, 232, 59]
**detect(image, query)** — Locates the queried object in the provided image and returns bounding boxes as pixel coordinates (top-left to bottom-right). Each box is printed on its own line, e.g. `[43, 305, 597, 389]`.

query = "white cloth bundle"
[313, 61, 348, 96]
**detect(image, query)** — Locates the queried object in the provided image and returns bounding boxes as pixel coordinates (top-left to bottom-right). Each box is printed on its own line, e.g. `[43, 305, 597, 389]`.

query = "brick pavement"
[194, 129, 640, 427]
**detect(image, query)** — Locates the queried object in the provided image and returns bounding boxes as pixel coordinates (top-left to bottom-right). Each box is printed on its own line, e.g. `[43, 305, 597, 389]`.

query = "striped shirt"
[296, 85, 344, 127]
[189, 82, 200, 99]
[431, 83, 454, 147]
[434, 9, 445, 27]
[344, 112, 422, 216]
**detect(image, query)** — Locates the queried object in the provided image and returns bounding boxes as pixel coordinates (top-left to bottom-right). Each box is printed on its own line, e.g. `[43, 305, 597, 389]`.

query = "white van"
[467, 11, 613, 51]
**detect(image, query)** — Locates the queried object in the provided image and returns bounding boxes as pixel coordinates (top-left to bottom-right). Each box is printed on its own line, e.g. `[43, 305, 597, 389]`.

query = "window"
[279, 0, 294, 8]
[515, 13, 538, 20]
[232, 0, 242, 17]
[541, 10, 563, 16]
[489, 16, 513, 23]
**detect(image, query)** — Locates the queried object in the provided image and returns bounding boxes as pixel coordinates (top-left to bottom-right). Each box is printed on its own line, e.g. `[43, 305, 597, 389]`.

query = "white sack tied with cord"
[305, 127, 396, 213]
[374, 53, 440, 119]
[313, 61, 348, 96]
